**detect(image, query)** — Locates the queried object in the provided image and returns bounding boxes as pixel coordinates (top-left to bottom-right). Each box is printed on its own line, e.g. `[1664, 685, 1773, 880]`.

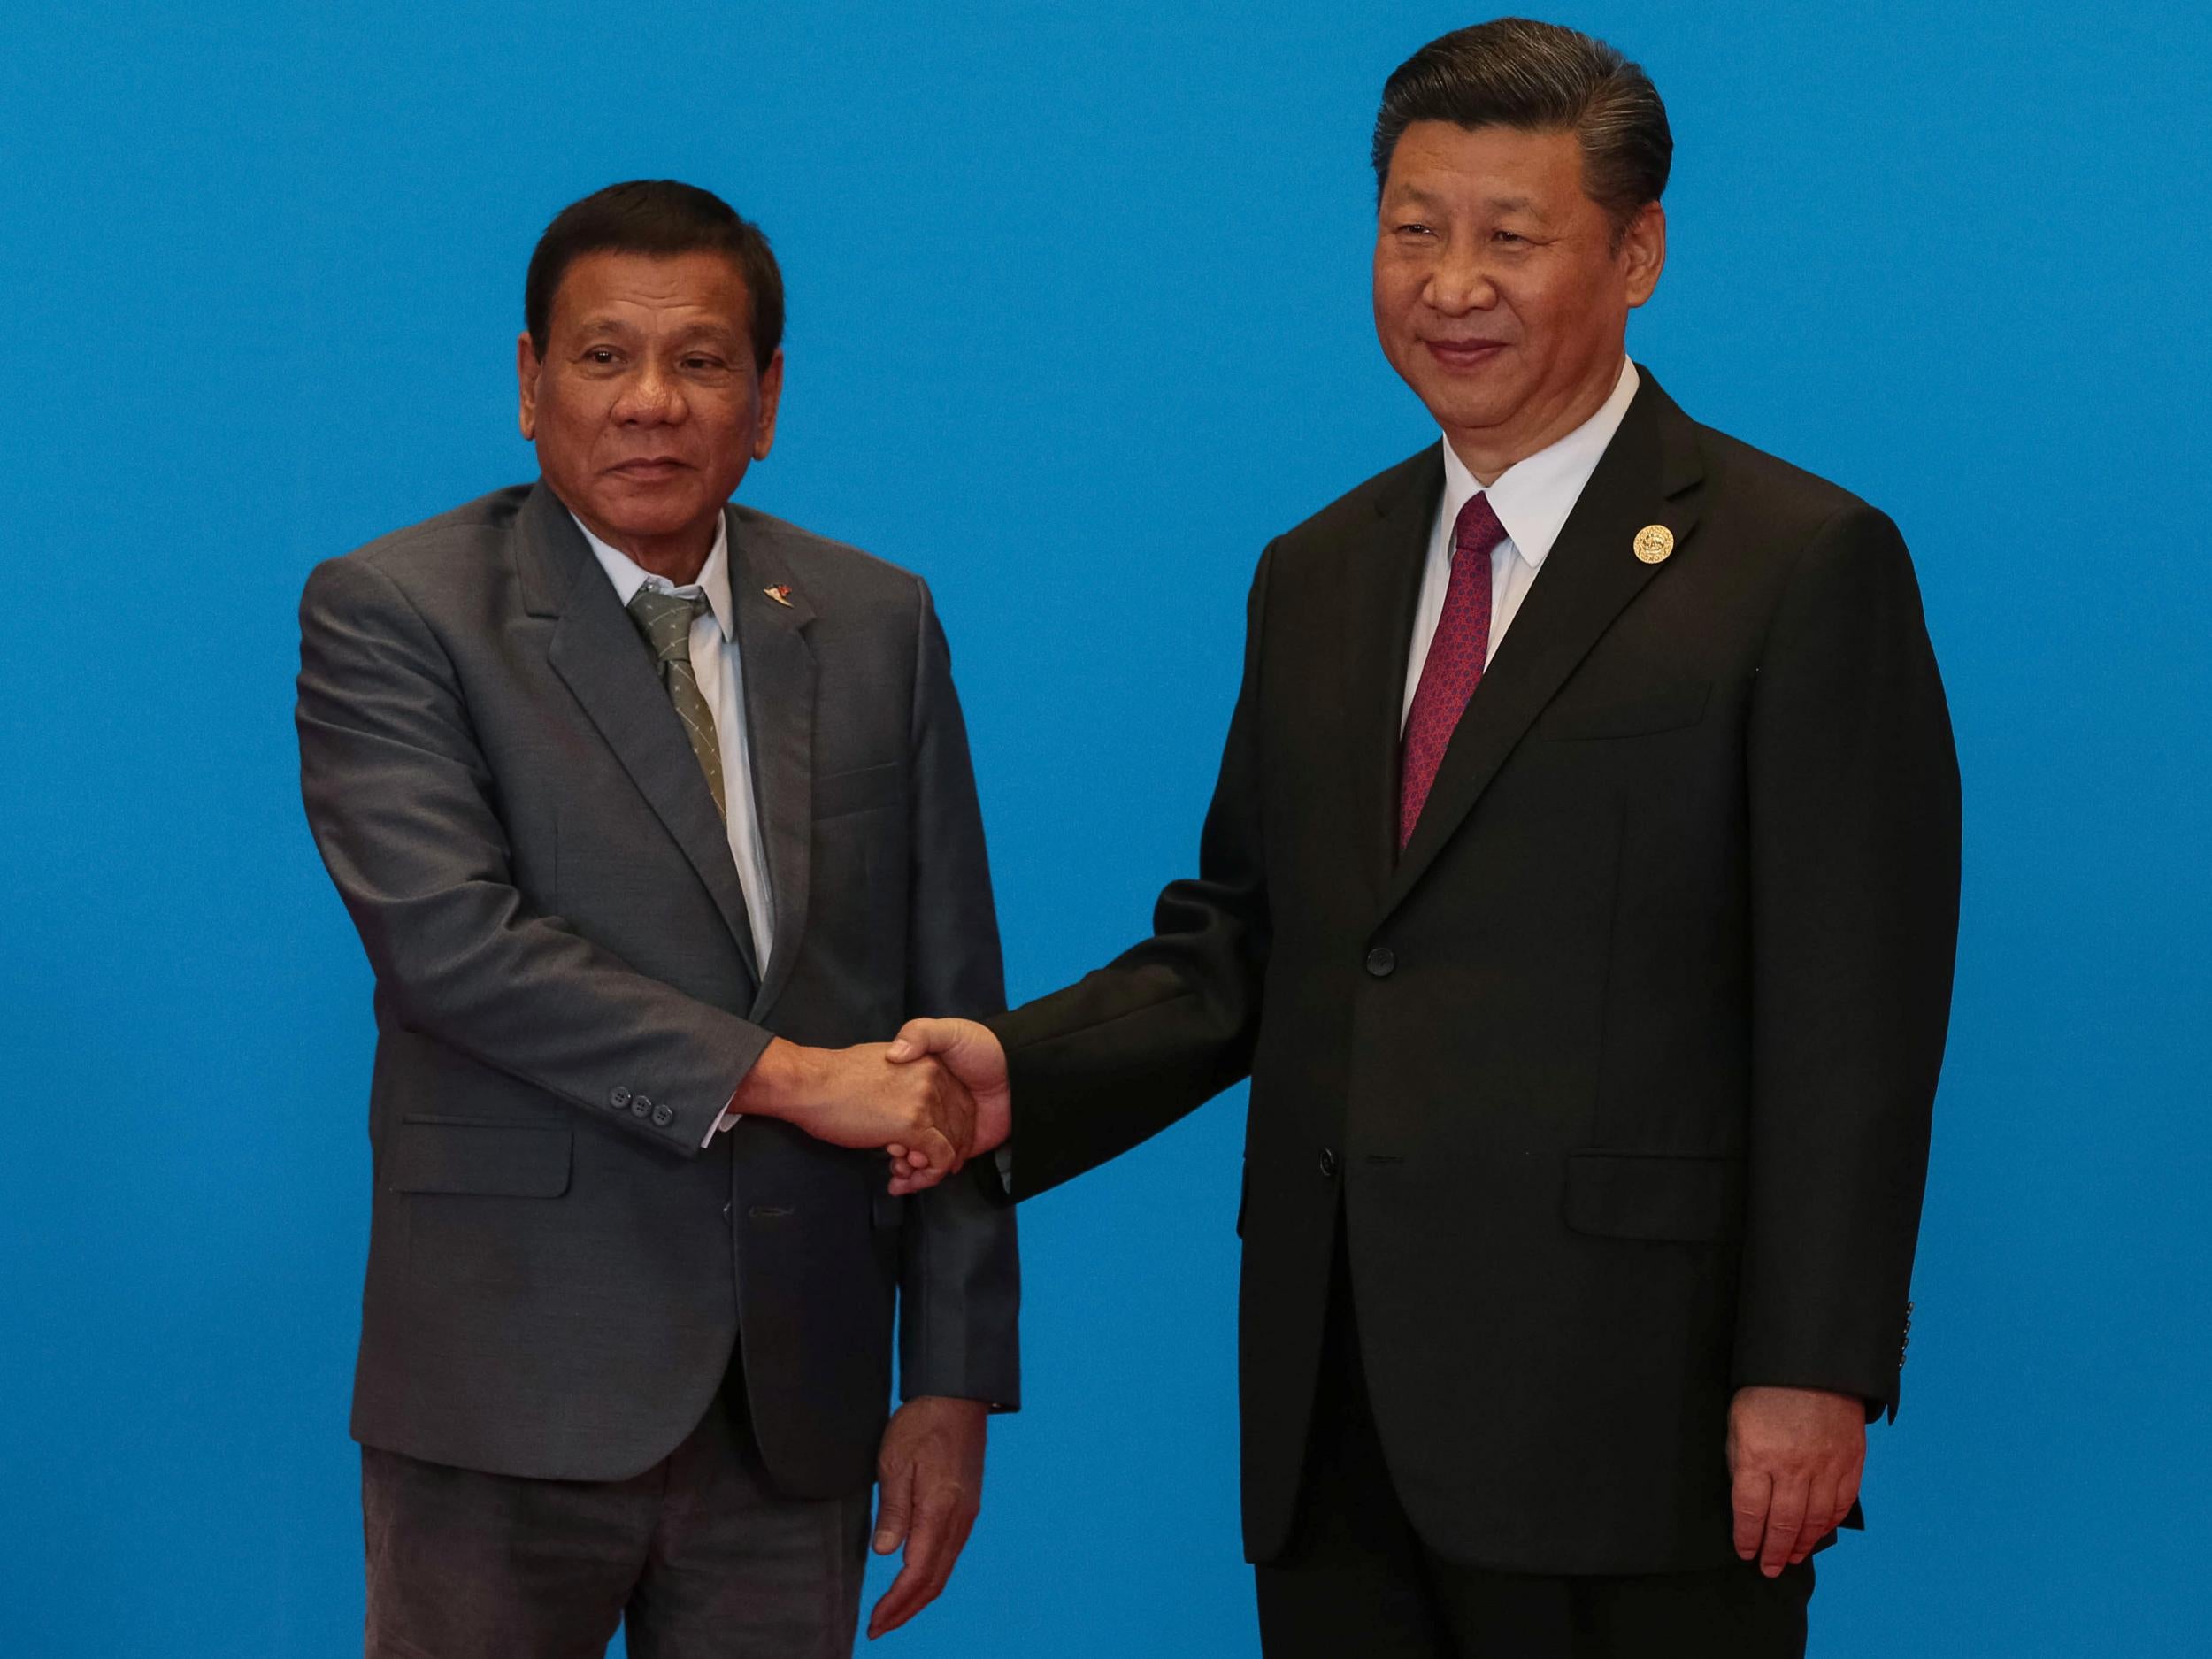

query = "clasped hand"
[737, 1038, 979, 1187]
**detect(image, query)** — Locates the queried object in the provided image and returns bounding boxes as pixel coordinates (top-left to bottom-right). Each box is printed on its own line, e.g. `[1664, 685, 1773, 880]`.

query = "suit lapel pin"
[1632, 525, 1675, 565]
[763, 584, 794, 607]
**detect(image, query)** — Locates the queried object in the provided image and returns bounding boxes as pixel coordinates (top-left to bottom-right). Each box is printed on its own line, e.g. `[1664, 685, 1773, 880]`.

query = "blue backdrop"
[4, 2, 2207, 1654]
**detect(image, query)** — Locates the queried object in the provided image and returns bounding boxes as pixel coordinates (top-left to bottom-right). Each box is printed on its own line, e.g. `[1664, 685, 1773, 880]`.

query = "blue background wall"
[3, 2, 2207, 1653]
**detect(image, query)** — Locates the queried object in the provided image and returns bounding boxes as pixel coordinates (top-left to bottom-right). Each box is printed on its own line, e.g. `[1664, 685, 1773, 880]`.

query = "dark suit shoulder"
[1689, 422, 1887, 542]
[327, 485, 536, 587]
[730, 506, 937, 650]
[1270, 447, 1438, 554]
[733, 506, 919, 590]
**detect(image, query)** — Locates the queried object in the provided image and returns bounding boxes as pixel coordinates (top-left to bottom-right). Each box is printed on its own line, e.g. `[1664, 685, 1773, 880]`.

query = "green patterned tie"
[625, 587, 726, 820]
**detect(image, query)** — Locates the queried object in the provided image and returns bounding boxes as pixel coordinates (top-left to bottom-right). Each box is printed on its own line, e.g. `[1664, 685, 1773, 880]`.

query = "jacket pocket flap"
[390, 1119, 573, 1198]
[1563, 1150, 1739, 1242]
[1537, 680, 1710, 741]
[814, 761, 904, 818]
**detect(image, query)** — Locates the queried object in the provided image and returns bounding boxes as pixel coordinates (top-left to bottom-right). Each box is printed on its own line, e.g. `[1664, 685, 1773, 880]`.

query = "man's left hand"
[1727, 1386, 1865, 1577]
[866, 1395, 987, 1640]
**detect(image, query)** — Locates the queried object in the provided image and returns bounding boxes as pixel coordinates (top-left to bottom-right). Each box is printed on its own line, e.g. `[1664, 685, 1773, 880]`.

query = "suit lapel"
[728, 508, 818, 1022]
[1379, 372, 1706, 922]
[1340, 447, 1446, 900]
[527, 483, 763, 986]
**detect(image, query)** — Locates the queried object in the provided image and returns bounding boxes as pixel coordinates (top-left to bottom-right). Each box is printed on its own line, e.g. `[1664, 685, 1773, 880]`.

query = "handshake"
[733, 1018, 1011, 1192]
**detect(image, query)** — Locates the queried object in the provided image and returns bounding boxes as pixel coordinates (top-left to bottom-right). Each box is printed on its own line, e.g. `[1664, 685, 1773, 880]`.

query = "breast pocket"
[814, 761, 904, 819]
[1535, 680, 1710, 741]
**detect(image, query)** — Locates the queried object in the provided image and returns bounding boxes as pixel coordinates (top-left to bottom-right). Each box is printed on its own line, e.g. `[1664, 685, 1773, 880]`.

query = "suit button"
[1318, 1148, 1340, 1178]
[1364, 947, 1395, 979]
[651, 1103, 674, 1128]
[720, 1202, 733, 1221]
[631, 1094, 652, 1119]
[609, 1086, 633, 1110]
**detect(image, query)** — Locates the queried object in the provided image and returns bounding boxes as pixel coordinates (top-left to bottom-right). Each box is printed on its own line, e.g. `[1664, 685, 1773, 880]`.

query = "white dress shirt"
[577, 512, 773, 1143]
[1402, 358, 1640, 728]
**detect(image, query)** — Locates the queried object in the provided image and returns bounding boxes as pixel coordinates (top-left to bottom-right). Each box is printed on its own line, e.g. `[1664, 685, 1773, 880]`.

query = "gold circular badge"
[1632, 524, 1675, 565]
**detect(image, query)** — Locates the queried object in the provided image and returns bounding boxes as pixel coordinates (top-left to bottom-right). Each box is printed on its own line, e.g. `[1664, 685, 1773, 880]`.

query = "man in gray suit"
[296, 180, 1015, 1657]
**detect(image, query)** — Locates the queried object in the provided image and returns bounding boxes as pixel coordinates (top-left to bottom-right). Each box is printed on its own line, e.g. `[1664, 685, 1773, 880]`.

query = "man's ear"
[517, 332, 541, 441]
[752, 348, 785, 461]
[1622, 202, 1667, 310]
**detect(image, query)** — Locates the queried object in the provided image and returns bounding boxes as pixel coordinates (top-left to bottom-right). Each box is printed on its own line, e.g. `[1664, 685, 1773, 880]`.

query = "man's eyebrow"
[1383, 184, 1551, 220]
[1385, 184, 1450, 212]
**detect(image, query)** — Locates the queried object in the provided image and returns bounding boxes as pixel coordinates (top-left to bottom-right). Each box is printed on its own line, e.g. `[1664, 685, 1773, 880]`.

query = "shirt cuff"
[702, 1105, 741, 1148]
[993, 1143, 1014, 1194]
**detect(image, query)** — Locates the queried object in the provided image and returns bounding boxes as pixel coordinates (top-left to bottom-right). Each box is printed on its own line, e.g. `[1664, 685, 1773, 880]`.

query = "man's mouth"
[1423, 338, 1509, 371]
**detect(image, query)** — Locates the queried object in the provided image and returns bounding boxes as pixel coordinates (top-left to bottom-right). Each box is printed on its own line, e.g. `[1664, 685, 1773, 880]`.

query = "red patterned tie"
[1399, 492, 1507, 849]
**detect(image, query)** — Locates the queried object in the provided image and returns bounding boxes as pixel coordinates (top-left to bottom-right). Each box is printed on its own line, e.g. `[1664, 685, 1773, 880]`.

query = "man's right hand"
[733, 1039, 976, 1187]
[883, 1018, 1010, 1195]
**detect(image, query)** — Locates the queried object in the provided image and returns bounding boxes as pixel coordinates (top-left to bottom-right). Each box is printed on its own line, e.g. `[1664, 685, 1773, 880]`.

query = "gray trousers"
[362, 1379, 870, 1659]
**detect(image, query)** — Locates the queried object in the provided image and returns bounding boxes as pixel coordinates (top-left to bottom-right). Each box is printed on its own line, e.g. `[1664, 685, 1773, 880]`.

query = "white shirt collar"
[573, 509, 735, 643]
[1437, 358, 1640, 570]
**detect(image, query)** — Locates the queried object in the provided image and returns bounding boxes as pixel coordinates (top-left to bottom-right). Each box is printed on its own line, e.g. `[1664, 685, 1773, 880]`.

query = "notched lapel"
[1380, 373, 1706, 921]
[729, 509, 818, 1022]
[1342, 448, 1446, 897]
[533, 486, 763, 985]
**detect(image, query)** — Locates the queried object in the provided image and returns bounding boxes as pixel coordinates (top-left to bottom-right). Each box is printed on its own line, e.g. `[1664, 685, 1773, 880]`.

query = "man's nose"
[611, 363, 684, 424]
[1424, 242, 1500, 315]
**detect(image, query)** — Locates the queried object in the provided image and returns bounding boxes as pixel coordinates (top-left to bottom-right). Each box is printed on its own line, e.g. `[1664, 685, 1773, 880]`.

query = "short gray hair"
[1371, 19, 1671, 242]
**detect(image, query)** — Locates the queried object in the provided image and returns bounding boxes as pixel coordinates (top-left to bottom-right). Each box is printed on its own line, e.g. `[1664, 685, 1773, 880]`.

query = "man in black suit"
[296, 181, 1014, 1656]
[887, 20, 1959, 1656]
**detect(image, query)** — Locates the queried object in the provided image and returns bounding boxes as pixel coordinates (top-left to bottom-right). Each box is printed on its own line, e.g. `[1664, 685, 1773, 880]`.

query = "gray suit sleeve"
[895, 579, 1021, 1409]
[296, 554, 774, 1155]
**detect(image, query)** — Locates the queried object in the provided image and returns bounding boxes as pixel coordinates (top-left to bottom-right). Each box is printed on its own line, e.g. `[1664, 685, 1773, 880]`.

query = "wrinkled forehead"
[546, 249, 754, 339]
[1380, 120, 1591, 208]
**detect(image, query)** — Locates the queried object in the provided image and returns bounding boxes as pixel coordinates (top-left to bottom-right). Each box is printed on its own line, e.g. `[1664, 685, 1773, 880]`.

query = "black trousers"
[1255, 1251, 1813, 1659]
[362, 1373, 870, 1659]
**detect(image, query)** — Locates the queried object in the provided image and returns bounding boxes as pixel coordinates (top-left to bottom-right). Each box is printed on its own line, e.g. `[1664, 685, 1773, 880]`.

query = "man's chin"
[1416, 389, 1517, 437]
[581, 495, 714, 544]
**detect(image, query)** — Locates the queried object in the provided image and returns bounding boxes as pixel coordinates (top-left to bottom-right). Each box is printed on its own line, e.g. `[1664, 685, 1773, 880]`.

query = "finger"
[1732, 1469, 1770, 1561]
[872, 1452, 916, 1557]
[1759, 1474, 1809, 1578]
[929, 1075, 975, 1157]
[868, 1500, 953, 1638]
[1795, 1474, 1839, 1563]
[894, 1159, 947, 1194]
[886, 1018, 949, 1064]
[1838, 1463, 1863, 1527]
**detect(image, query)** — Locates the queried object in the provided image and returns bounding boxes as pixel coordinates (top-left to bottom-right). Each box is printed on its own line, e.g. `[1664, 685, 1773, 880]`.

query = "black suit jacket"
[297, 483, 1018, 1498]
[992, 372, 1959, 1572]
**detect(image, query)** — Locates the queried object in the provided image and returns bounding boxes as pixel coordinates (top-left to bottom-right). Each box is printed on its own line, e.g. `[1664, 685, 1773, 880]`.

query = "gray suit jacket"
[296, 480, 1018, 1497]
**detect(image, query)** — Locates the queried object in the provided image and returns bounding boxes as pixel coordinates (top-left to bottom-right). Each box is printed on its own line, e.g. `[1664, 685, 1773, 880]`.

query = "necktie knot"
[1452, 491, 1509, 567]
[626, 586, 710, 664]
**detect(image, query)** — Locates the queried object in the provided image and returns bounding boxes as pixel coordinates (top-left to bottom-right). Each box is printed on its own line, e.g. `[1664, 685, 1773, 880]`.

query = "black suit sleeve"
[296, 555, 773, 1154]
[897, 580, 1023, 1408]
[987, 546, 1278, 1200]
[1732, 503, 1961, 1415]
